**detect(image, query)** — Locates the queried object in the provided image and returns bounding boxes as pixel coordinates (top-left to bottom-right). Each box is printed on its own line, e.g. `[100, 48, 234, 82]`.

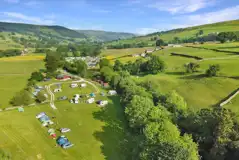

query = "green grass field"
[128, 46, 239, 111]
[0, 94, 130, 160]
[107, 20, 239, 46]
[0, 59, 44, 108]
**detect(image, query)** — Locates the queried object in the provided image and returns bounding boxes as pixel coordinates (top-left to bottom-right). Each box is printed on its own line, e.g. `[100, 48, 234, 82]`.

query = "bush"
[206, 64, 220, 77]
[36, 92, 47, 103]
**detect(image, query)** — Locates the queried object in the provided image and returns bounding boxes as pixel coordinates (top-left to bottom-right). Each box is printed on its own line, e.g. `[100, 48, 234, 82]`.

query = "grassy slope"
[76, 30, 135, 42]
[0, 57, 44, 108]
[0, 84, 131, 160]
[112, 46, 238, 111]
[0, 22, 87, 39]
[108, 20, 239, 45]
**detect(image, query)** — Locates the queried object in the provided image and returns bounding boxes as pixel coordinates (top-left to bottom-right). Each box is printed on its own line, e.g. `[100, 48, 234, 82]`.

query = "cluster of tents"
[36, 112, 74, 149]
[36, 112, 54, 127]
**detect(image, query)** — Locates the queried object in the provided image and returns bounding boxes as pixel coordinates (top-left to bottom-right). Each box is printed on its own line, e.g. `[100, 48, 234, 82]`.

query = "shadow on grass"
[92, 96, 135, 160]
[166, 71, 185, 76]
[179, 74, 207, 80]
[217, 46, 239, 49]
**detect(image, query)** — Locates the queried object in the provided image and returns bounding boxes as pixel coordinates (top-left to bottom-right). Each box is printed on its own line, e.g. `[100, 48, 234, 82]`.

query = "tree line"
[0, 49, 21, 58]
[92, 57, 239, 159]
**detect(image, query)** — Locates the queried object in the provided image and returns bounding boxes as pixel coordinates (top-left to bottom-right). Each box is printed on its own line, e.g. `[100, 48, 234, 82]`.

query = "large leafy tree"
[11, 90, 33, 106]
[99, 58, 111, 69]
[45, 52, 62, 73]
[206, 64, 220, 77]
[145, 55, 165, 74]
[113, 60, 123, 71]
[125, 95, 154, 130]
[184, 62, 200, 73]
[156, 39, 164, 46]
[76, 60, 88, 77]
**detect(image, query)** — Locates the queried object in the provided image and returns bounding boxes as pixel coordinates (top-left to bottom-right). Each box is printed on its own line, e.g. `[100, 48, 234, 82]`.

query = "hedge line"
[171, 52, 203, 60]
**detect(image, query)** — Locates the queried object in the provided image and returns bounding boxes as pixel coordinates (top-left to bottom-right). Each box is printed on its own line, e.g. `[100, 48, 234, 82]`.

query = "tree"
[156, 39, 164, 46]
[99, 58, 111, 69]
[45, 52, 62, 73]
[141, 122, 199, 160]
[113, 60, 123, 71]
[110, 74, 121, 89]
[162, 90, 188, 118]
[217, 32, 237, 43]
[0, 149, 11, 160]
[206, 64, 220, 77]
[30, 71, 44, 82]
[174, 37, 180, 44]
[184, 62, 200, 73]
[100, 66, 115, 82]
[145, 55, 166, 74]
[125, 95, 154, 129]
[199, 30, 204, 35]
[75, 60, 88, 77]
[36, 92, 47, 103]
[11, 90, 33, 106]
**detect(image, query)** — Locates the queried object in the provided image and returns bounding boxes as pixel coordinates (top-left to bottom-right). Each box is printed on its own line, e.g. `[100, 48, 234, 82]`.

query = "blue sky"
[0, 0, 239, 34]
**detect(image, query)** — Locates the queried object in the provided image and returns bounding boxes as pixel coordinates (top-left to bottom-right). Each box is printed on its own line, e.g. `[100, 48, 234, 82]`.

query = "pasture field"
[101, 47, 153, 58]
[158, 46, 232, 58]
[0, 92, 131, 160]
[0, 59, 44, 108]
[126, 46, 239, 111]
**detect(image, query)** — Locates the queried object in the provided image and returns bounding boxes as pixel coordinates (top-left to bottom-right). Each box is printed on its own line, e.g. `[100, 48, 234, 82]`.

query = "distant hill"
[0, 22, 87, 40]
[107, 20, 239, 46]
[76, 30, 135, 42]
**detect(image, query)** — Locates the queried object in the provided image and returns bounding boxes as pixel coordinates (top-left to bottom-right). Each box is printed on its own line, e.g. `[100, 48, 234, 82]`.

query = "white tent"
[80, 83, 87, 88]
[108, 90, 117, 95]
[70, 83, 78, 88]
[87, 98, 95, 104]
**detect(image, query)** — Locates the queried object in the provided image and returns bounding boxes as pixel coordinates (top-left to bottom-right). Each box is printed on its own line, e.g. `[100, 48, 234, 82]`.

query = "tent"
[89, 93, 95, 97]
[18, 107, 24, 112]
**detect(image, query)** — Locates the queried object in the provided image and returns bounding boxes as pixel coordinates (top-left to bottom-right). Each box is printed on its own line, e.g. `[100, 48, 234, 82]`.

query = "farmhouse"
[56, 75, 71, 81]
[145, 49, 154, 54]
[132, 54, 140, 57]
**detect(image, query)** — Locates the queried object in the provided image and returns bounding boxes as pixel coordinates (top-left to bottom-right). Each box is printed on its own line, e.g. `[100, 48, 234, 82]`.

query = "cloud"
[3, 0, 19, 3]
[174, 5, 239, 27]
[148, 0, 216, 14]
[2, 12, 55, 25]
[135, 28, 159, 35]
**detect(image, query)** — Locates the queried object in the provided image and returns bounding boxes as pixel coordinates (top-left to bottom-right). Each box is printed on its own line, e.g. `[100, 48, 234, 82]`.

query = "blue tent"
[89, 93, 95, 97]
[39, 115, 50, 123]
[57, 136, 68, 146]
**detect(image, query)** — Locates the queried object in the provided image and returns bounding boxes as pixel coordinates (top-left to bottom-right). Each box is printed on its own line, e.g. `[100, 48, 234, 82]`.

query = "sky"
[0, 0, 239, 35]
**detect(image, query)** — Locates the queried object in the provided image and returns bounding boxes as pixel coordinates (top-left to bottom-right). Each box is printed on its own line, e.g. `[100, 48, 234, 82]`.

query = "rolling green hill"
[76, 30, 135, 42]
[0, 22, 87, 39]
[108, 20, 239, 46]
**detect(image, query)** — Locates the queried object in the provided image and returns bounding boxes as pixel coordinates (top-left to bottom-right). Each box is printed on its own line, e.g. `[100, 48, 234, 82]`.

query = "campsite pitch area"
[0, 59, 44, 108]
[0, 94, 131, 160]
